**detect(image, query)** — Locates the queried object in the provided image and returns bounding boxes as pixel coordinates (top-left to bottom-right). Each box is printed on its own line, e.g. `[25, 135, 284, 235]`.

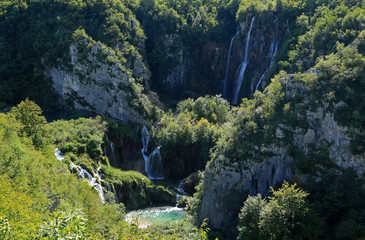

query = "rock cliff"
[44, 36, 151, 123]
[150, 14, 289, 102]
[199, 77, 365, 234]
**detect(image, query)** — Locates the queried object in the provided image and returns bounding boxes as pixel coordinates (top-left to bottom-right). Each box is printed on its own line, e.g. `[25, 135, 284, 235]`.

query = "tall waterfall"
[255, 17, 279, 92]
[55, 148, 105, 204]
[222, 31, 239, 99]
[232, 16, 255, 105]
[141, 126, 164, 180]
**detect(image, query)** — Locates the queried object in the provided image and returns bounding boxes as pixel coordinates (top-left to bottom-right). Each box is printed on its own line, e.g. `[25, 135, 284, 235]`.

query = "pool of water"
[125, 206, 187, 228]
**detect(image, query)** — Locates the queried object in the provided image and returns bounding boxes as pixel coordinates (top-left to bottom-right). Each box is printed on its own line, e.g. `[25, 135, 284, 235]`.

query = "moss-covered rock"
[101, 166, 175, 210]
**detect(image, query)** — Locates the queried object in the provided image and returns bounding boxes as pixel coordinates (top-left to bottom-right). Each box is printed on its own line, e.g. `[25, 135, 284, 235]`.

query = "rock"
[199, 79, 365, 234]
[44, 38, 148, 123]
[200, 145, 293, 233]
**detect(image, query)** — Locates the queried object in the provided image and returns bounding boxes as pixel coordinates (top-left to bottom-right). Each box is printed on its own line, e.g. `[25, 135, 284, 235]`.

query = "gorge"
[0, 0, 364, 239]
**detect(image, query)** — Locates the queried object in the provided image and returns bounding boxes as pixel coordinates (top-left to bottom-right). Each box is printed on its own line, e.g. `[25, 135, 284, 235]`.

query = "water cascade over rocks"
[222, 31, 239, 100]
[55, 148, 105, 204]
[141, 126, 164, 180]
[232, 16, 255, 105]
[255, 16, 279, 92]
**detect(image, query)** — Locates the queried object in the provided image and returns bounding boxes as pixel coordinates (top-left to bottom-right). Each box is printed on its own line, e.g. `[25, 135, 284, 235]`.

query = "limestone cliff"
[44, 35, 151, 123]
[199, 76, 365, 233]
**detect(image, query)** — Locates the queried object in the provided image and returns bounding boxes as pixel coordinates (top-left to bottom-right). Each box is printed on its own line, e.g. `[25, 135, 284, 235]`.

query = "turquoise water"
[126, 206, 187, 227]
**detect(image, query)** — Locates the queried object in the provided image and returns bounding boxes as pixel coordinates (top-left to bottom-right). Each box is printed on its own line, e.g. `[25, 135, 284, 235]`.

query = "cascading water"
[255, 16, 279, 92]
[222, 31, 239, 99]
[109, 141, 117, 165]
[232, 16, 255, 105]
[141, 126, 164, 180]
[55, 148, 105, 204]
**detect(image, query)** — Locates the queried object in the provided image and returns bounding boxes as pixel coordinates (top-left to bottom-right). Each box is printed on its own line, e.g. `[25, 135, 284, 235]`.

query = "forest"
[0, 0, 364, 239]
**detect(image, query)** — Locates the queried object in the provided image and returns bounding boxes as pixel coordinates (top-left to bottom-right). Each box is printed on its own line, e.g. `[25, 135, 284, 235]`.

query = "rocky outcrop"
[44, 37, 150, 123]
[199, 78, 365, 234]
[201, 145, 293, 234]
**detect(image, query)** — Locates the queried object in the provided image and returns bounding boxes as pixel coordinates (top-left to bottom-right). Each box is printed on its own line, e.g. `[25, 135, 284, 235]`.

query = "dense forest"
[0, 0, 364, 239]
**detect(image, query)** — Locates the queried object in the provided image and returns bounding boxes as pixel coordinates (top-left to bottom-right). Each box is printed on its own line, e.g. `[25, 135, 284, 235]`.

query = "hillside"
[0, 0, 364, 239]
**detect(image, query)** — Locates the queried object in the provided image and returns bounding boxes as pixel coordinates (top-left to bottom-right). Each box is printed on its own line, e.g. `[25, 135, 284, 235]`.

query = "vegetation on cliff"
[0, 0, 364, 239]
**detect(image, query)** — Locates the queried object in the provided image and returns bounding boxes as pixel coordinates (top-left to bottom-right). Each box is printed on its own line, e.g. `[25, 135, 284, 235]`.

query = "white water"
[141, 126, 164, 180]
[255, 17, 279, 92]
[55, 148, 64, 161]
[55, 148, 105, 204]
[232, 16, 255, 105]
[222, 31, 239, 99]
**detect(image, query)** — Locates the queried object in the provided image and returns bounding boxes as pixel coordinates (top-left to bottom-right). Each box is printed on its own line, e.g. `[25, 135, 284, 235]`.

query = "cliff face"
[150, 33, 226, 98]
[151, 15, 288, 102]
[199, 78, 365, 233]
[44, 37, 150, 123]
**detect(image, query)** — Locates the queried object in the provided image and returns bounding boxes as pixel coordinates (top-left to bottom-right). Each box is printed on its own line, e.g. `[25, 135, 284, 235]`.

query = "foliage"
[237, 194, 265, 240]
[0, 100, 212, 238]
[38, 210, 89, 239]
[0, 216, 9, 240]
[9, 98, 53, 150]
[155, 95, 228, 177]
[50, 117, 107, 163]
[237, 182, 322, 240]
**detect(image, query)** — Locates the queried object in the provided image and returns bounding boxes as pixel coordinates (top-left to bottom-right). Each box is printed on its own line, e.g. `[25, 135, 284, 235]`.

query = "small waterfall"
[222, 31, 239, 99]
[286, 19, 290, 32]
[107, 183, 119, 203]
[55, 148, 64, 161]
[109, 141, 117, 165]
[255, 17, 279, 92]
[141, 126, 164, 180]
[70, 162, 105, 204]
[232, 16, 255, 105]
[55, 148, 105, 204]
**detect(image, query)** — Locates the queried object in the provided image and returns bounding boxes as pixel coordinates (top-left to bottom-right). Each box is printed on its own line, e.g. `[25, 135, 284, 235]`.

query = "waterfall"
[222, 31, 239, 99]
[232, 16, 255, 105]
[255, 17, 279, 92]
[107, 183, 119, 203]
[109, 141, 117, 165]
[69, 162, 105, 204]
[55, 148, 64, 161]
[55, 148, 105, 204]
[141, 126, 164, 180]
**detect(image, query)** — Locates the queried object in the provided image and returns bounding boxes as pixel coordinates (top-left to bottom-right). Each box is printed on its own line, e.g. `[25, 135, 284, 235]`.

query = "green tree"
[10, 99, 52, 150]
[237, 194, 265, 240]
[259, 182, 311, 240]
[237, 182, 322, 240]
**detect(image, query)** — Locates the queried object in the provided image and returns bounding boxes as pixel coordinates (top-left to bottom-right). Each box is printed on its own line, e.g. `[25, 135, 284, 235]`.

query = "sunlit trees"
[10, 98, 52, 150]
[237, 182, 322, 240]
